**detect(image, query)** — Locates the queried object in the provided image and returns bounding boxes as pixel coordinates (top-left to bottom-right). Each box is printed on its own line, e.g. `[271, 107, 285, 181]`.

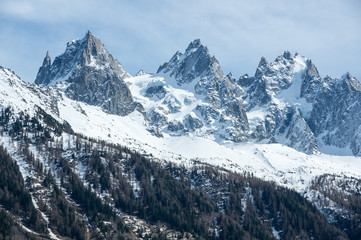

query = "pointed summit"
[83, 30, 96, 44]
[342, 72, 353, 80]
[35, 51, 52, 84]
[157, 39, 223, 86]
[340, 72, 361, 91]
[83, 30, 98, 46]
[186, 39, 202, 51]
[45, 51, 51, 64]
[300, 59, 322, 101]
[305, 60, 320, 78]
[86, 30, 92, 38]
[258, 57, 268, 68]
[135, 69, 147, 76]
[35, 31, 130, 85]
[34, 32, 135, 116]
[283, 51, 292, 60]
[255, 57, 268, 79]
[155, 39, 248, 142]
[41, 51, 51, 68]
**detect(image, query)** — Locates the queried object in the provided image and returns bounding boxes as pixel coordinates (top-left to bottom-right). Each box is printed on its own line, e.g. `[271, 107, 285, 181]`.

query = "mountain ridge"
[1, 31, 360, 239]
[32, 32, 361, 156]
[35, 31, 137, 116]
[0, 62, 361, 239]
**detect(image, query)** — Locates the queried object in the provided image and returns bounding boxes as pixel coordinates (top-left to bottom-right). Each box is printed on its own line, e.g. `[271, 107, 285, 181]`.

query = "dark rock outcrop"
[35, 31, 136, 116]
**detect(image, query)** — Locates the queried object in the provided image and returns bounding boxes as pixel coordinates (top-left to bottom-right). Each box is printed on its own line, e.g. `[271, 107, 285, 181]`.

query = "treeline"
[0, 145, 46, 233]
[68, 138, 348, 239]
[310, 174, 361, 240]
[0, 106, 358, 239]
[0, 107, 133, 239]
[0, 209, 44, 240]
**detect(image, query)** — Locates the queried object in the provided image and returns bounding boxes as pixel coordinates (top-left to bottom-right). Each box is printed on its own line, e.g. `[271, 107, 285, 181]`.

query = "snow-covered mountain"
[309, 73, 361, 156]
[0, 32, 361, 239]
[26, 30, 361, 192]
[35, 31, 137, 116]
[33, 32, 361, 157]
[239, 52, 319, 153]
[240, 51, 361, 156]
[1, 63, 361, 239]
[130, 39, 249, 142]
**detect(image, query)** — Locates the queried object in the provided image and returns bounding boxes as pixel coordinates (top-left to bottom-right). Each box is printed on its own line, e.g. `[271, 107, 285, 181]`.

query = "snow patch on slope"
[58, 94, 361, 192]
[274, 55, 313, 118]
[1, 66, 361, 195]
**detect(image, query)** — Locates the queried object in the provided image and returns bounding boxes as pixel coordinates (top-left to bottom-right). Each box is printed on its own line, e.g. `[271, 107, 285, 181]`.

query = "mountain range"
[0, 31, 360, 240]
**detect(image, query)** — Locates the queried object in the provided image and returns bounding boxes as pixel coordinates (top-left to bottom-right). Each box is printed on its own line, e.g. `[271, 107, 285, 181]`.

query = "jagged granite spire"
[154, 39, 249, 142]
[186, 38, 202, 51]
[307, 72, 361, 155]
[44, 51, 51, 65]
[238, 51, 361, 155]
[239, 52, 320, 153]
[35, 51, 51, 85]
[254, 56, 268, 79]
[282, 50, 293, 60]
[157, 39, 223, 86]
[34, 31, 136, 116]
[300, 59, 322, 101]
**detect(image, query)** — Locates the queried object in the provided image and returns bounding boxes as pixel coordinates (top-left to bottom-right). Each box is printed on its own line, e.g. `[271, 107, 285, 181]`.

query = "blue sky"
[0, 0, 360, 82]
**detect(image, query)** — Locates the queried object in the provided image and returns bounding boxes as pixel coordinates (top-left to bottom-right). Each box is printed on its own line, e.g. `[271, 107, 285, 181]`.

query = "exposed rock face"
[33, 32, 361, 156]
[239, 52, 319, 154]
[153, 39, 249, 142]
[300, 59, 323, 101]
[35, 51, 51, 85]
[239, 51, 361, 155]
[35, 31, 136, 116]
[308, 73, 361, 156]
[157, 39, 224, 86]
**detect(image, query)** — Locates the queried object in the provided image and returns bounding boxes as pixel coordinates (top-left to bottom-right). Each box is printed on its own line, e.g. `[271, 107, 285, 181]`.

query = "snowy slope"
[129, 39, 249, 142]
[32, 33, 361, 158]
[36, 93, 361, 193]
[240, 52, 320, 153]
[1, 66, 360, 195]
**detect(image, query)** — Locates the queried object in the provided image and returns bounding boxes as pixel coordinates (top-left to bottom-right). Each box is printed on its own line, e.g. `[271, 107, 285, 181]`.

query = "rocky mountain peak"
[150, 40, 248, 142]
[34, 31, 135, 116]
[44, 51, 51, 65]
[339, 72, 361, 92]
[185, 38, 202, 52]
[305, 59, 319, 77]
[85, 30, 92, 38]
[344, 72, 353, 79]
[258, 57, 268, 68]
[341, 72, 356, 83]
[239, 50, 361, 156]
[35, 51, 52, 85]
[81, 31, 106, 64]
[300, 59, 322, 101]
[282, 50, 293, 60]
[157, 39, 223, 86]
[135, 69, 147, 76]
[255, 57, 268, 78]
[62, 31, 114, 70]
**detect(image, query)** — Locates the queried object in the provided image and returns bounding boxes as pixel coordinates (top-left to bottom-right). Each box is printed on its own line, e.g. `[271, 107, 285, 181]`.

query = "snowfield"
[1, 67, 360, 196]
[57, 91, 361, 193]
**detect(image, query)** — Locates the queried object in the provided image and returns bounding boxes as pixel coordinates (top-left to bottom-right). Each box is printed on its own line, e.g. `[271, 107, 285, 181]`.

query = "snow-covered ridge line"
[1, 66, 360, 196]
[31, 32, 361, 157]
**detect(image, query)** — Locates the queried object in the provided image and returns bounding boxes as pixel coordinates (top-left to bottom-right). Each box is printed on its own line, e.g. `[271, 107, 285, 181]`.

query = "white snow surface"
[273, 55, 313, 117]
[0, 67, 361, 194]
[246, 107, 268, 132]
[127, 73, 201, 119]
